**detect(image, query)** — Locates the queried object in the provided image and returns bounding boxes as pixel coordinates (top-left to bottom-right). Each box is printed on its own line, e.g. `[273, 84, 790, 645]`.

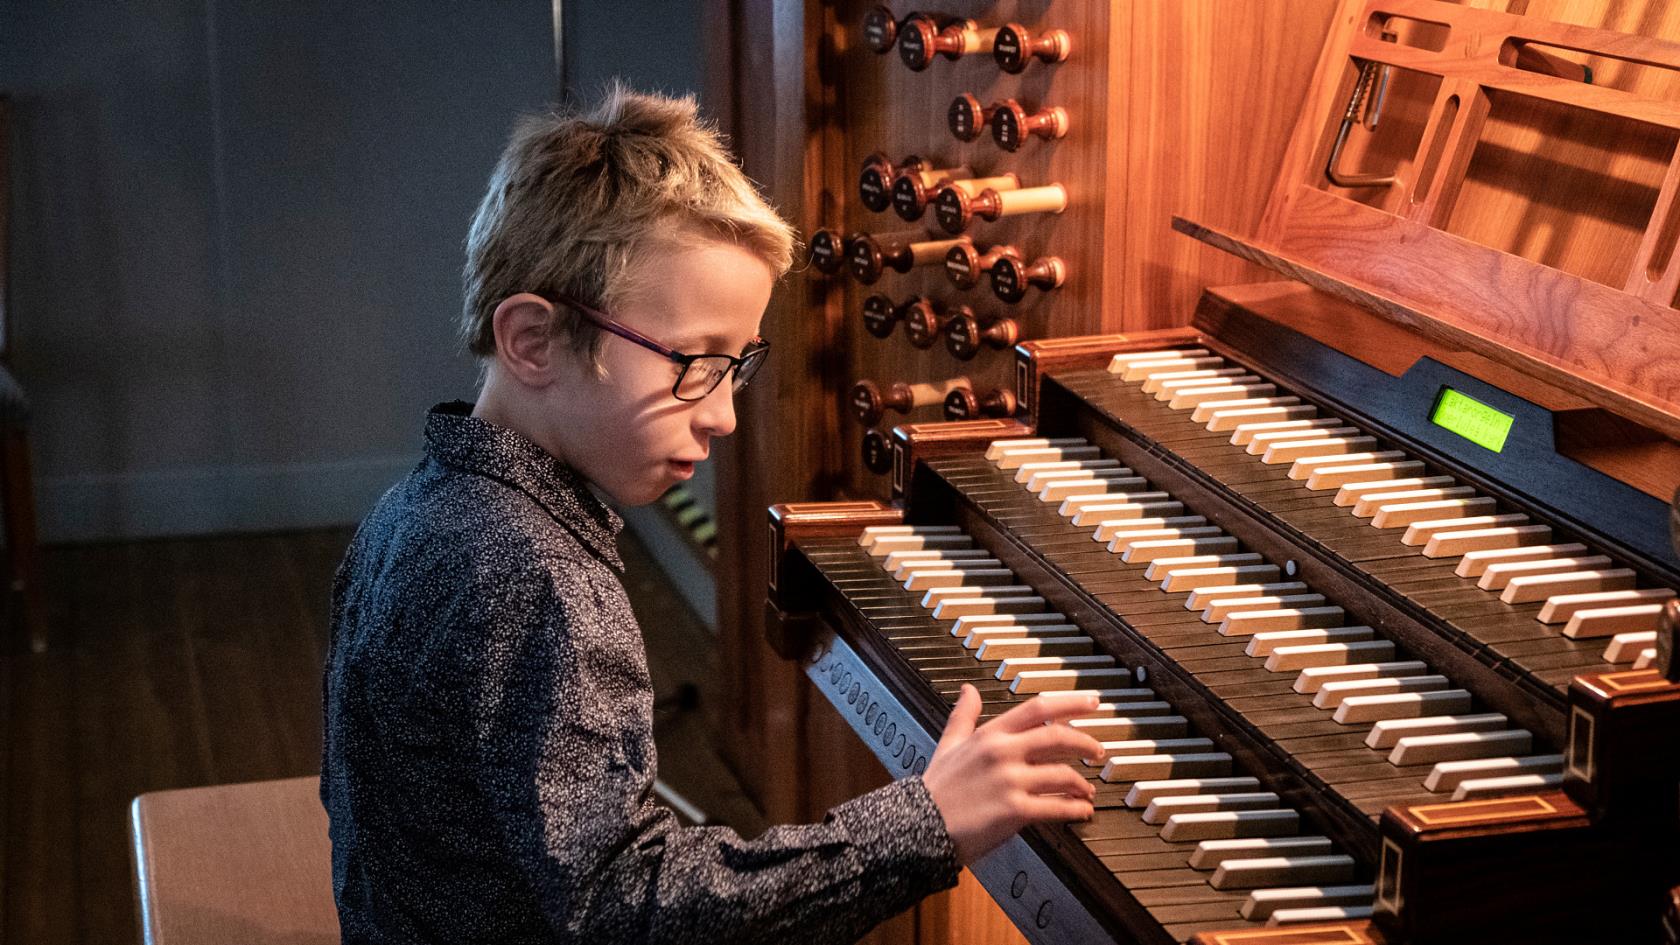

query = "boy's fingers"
[991, 692, 1099, 734]
[937, 684, 982, 749]
[1019, 764, 1096, 799]
[1017, 725, 1107, 765]
[1018, 794, 1096, 825]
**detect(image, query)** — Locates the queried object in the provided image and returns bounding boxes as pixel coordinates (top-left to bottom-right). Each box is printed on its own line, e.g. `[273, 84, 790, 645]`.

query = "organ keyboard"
[767, 293, 1680, 944]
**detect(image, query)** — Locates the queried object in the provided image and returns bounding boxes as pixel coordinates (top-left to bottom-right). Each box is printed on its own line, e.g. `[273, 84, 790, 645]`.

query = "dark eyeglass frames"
[546, 293, 770, 402]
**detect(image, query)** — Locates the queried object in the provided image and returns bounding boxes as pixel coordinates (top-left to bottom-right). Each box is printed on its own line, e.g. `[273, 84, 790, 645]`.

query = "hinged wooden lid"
[1178, 0, 1680, 441]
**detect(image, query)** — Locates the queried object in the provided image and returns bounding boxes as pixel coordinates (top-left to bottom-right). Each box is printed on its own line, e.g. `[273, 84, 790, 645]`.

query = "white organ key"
[1306, 460, 1426, 490]
[1169, 382, 1276, 410]
[1009, 666, 1134, 693]
[975, 636, 1096, 661]
[1038, 475, 1151, 502]
[1244, 425, 1358, 456]
[1060, 489, 1171, 511]
[1262, 436, 1378, 466]
[1161, 564, 1281, 593]
[1292, 660, 1429, 694]
[1141, 365, 1246, 392]
[1451, 773, 1564, 801]
[931, 595, 1047, 619]
[948, 613, 1068, 636]
[1562, 603, 1666, 640]
[1502, 568, 1636, 605]
[1067, 499, 1182, 527]
[1091, 516, 1207, 542]
[1423, 754, 1564, 793]
[1478, 556, 1612, 592]
[920, 584, 1034, 607]
[1145, 553, 1266, 582]
[1099, 752, 1233, 782]
[1371, 497, 1497, 529]
[1106, 527, 1225, 555]
[1538, 587, 1676, 624]
[1193, 397, 1303, 424]
[857, 524, 962, 549]
[1123, 536, 1239, 564]
[1268, 905, 1376, 926]
[1142, 792, 1281, 825]
[1090, 738, 1215, 765]
[1425, 525, 1552, 558]
[1632, 648, 1658, 669]
[1454, 543, 1591, 579]
[904, 567, 1015, 591]
[993, 445, 1100, 470]
[1189, 836, 1333, 869]
[1125, 777, 1262, 809]
[994, 654, 1115, 681]
[1604, 631, 1659, 663]
[1246, 627, 1375, 658]
[1152, 372, 1255, 397]
[1289, 451, 1404, 481]
[1069, 715, 1190, 741]
[1017, 460, 1122, 485]
[1367, 713, 1507, 750]
[963, 624, 1084, 649]
[1206, 404, 1316, 431]
[1084, 699, 1175, 718]
[1184, 583, 1311, 611]
[1126, 358, 1230, 383]
[1353, 486, 1476, 518]
[1159, 809, 1299, 842]
[1334, 476, 1456, 507]
[1400, 514, 1527, 546]
[1241, 885, 1376, 922]
[867, 533, 972, 556]
[1211, 855, 1357, 890]
[1312, 674, 1450, 709]
[894, 558, 1004, 582]
[1334, 689, 1473, 725]
[1265, 639, 1396, 672]
[884, 547, 992, 572]
[1107, 348, 1211, 371]
[1218, 606, 1347, 636]
[1230, 417, 1345, 447]
[1201, 594, 1327, 624]
[981, 437, 1088, 460]
[1388, 728, 1532, 766]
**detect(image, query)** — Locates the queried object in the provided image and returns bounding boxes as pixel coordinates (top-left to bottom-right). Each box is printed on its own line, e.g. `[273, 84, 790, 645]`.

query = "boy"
[321, 84, 1106, 945]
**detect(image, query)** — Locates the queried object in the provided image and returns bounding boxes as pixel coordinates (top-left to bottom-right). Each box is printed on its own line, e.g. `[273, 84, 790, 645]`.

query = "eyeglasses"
[546, 293, 770, 402]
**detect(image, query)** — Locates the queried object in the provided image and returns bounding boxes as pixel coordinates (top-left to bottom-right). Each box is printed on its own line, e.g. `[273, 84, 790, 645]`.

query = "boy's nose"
[693, 382, 737, 438]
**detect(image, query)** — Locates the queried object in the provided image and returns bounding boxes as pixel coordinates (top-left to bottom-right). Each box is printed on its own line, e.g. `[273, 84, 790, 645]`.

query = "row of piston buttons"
[862, 295, 1018, 361]
[853, 154, 1069, 233]
[863, 7, 1070, 74]
[808, 228, 1064, 302]
[851, 377, 1016, 427]
[820, 651, 928, 773]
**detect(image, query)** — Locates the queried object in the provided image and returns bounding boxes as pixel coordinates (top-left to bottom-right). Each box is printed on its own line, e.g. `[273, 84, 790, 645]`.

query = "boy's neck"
[472, 372, 575, 471]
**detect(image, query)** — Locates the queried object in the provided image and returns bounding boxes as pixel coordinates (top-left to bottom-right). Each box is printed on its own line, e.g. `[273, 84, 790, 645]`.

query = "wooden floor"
[1, 526, 759, 945]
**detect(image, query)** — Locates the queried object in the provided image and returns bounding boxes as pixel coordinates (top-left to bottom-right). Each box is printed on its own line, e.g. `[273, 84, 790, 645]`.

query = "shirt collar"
[423, 401, 624, 572]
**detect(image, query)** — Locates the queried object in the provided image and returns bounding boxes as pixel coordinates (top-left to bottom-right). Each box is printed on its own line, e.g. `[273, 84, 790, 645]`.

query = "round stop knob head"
[942, 387, 979, 421]
[947, 93, 987, 142]
[848, 380, 885, 425]
[933, 186, 972, 235]
[862, 6, 899, 54]
[902, 299, 942, 349]
[846, 233, 886, 283]
[861, 429, 894, 474]
[858, 163, 895, 214]
[861, 294, 900, 338]
[944, 310, 983, 361]
[943, 242, 984, 289]
[808, 229, 845, 275]
[890, 172, 932, 221]
[991, 99, 1029, 152]
[897, 14, 939, 71]
[990, 253, 1030, 303]
[992, 23, 1033, 73]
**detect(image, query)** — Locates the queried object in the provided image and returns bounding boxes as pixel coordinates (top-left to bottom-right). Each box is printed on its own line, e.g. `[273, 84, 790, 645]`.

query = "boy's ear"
[490, 293, 563, 386]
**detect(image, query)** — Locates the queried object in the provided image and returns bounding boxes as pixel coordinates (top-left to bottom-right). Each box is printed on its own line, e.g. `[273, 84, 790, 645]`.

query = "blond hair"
[462, 83, 796, 364]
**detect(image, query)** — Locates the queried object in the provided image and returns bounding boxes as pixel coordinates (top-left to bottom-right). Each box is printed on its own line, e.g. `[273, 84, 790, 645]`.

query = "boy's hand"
[921, 684, 1107, 865]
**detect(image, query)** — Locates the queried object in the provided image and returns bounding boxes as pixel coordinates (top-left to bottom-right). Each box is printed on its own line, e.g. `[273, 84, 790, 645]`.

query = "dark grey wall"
[3, 1, 555, 541]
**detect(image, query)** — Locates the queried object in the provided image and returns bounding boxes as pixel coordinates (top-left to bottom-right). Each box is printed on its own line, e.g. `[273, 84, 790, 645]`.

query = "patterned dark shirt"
[321, 401, 958, 944]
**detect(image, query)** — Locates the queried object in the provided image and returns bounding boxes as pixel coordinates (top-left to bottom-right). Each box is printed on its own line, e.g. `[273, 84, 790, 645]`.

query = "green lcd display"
[1430, 388, 1514, 452]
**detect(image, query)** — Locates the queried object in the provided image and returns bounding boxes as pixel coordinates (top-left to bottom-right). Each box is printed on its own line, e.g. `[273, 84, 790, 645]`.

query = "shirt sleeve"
[460, 561, 961, 945]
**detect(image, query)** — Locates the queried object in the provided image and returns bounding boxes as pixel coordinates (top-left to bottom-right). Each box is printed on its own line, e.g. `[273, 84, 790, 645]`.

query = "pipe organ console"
[752, 1, 1680, 943]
